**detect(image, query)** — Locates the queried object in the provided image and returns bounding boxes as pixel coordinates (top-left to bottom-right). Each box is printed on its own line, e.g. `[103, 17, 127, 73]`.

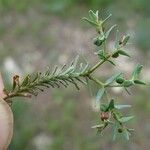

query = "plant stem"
[83, 55, 111, 76]
[88, 76, 104, 87]
[106, 85, 123, 87]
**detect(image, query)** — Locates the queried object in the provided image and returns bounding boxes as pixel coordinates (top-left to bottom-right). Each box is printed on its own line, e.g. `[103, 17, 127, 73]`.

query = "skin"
[0, 73, 13, 150]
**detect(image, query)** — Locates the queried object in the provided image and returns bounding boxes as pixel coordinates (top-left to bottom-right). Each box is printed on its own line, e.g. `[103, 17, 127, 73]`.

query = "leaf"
[82, 17, 98, 26]
[105, 25, 117, 39]
[112, 123, 118, 141]
[89, 10, 98, 21]
[123, 129, 130, 140]
[81, 63, 89, 74]
[115, 30, 120, 49]
[72, 55, 79, 69]
[75, 77, 87, 85]
[107, 59, 116, 66]
[115, 105, 131, 109]
[96, 88, 105, 102]
[118, 116, 134, 123]
[107, 99, 115, 111]
[132, 64, 143, 80]
[113, 111, 123, 120]
[123, 87, 131, 95]
[100, 103, 108, 112]
[52, 66, 58, 75]
[122, 35, 130, 46]
[91, 124, 104, 129]
[97, 50, 106, 60]
[105, 73, 122, 85]
[21, 75, 30, 86]
[95, 10, 99, 20]
[32, 73, 41, 83]
[102, 14, 112, 24]
[118, 50, 130, 57]
[134, 80, 146, 85]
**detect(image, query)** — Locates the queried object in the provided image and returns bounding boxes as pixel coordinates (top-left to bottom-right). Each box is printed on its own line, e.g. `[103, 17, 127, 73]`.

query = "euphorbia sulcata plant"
[0, 10, 146, 148]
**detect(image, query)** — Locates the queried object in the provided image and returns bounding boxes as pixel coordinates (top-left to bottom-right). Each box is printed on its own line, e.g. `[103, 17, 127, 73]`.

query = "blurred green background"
[0, 0, 149, 149]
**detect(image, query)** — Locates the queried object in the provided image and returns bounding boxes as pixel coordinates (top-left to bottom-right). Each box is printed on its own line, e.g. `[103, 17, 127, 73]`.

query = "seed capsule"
[118, 128, 123, 133]
[100, 112, 110, 121]
[13, 75, 20, 90]
[116, 77, 124, 84]
[93, 36, 105, 46]
[112, 52, 119, 58]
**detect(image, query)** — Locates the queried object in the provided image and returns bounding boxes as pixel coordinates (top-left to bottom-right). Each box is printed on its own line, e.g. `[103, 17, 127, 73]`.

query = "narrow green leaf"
[100, 103, 108, 112]
[118, 116, 134, 123]
[105, 25, 117, 39]
[102, 14, 112, 24]
[81, 63, 89, 74]
[122, 35, 130, 46]
[95, 10, 99, 20]
[115, 105, 131, 109]
[75, 77, 87, 85]
[32, 73, 40, 82]
[96, 88, 105, 102]
[112, 123, 118, 141]
[107, 59, 116, 66]
[115, 30, 120, 49]
[124, 87, 131, 95]
[52, 66, 58, 75]
[127, 128, 134, 132]
[118, 50, 130, 57]
[123, 129, 130, 140]
[73, 55, 79, 69]
[61, 66, 74, 75]
[105, 73, 122, 85]
[21, 75, 30, 86]
[132, 64, 143, 80]
[134, 79, 146, 85]
[107, 99, 115, 111]
[91, 124, 104, 129]
[113, 110, 123, 120]
[97, 50, 106, 60]
[89, 10, 97, 21]
[82, 17, 98, 26]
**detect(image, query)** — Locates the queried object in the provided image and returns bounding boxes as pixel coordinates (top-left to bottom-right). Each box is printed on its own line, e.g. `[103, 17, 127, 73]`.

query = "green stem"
[88, 76, 104, 87]
[84, 55, 111, 76]
[106, 85, 123, 87]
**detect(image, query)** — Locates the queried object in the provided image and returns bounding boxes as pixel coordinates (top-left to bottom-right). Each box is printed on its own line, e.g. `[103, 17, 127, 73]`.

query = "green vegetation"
[0, 0, 149, 149]
[3, 10, 146, 143]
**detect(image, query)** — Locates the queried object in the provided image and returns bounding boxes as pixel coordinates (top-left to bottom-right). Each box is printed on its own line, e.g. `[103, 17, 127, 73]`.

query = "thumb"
[0, 73, 13, 150]
[0, 73, 5, 98]
[0, 98, 13, 150]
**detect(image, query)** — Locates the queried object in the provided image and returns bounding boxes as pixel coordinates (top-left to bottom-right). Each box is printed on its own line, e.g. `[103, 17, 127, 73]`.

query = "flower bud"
[112, 52, 119, 58]
[116, 77, 124, 84]
[118, 128, 123, 133]
[93, 36, 105, 46]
